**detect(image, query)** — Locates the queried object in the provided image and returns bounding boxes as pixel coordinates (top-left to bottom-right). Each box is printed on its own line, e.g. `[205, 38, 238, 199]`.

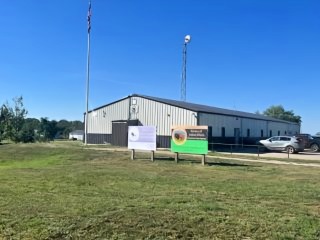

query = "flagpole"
[85, 0, 92, 145]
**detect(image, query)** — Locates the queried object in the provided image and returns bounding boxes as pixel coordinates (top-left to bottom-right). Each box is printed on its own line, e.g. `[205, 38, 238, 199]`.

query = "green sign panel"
[171, 126, 208, 154]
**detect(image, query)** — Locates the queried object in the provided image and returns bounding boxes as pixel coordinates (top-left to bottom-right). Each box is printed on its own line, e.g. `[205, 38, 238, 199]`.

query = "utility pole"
[84, 0, 92, 145]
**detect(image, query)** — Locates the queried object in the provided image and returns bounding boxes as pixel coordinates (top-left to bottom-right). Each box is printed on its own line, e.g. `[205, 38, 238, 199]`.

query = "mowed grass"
[0, 142, 320, 239]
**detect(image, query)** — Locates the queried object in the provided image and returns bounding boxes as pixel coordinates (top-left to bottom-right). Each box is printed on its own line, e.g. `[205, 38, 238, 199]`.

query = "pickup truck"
[294, 134, 320, 152]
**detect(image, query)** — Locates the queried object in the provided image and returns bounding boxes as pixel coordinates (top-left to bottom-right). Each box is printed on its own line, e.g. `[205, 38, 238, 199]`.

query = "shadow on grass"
[157, 158, 255, 168]
[211, 146, 267, 154]
[155, 157, 175, 161]
[207, 162, 251, 167]
[135, 156, 176, 162]
[136, 155, 258, 168]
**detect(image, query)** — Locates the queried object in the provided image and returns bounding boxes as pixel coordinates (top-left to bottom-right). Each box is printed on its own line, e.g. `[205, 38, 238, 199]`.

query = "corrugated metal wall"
[199, 113, 300, 138]
[199, 114, 241, 137]
[130, 96, 197, 136]
[86, 95, 300, 146]
[87, 98, 130, 133]
[86, 96, 197, 146]
[267, 121, 300, 137]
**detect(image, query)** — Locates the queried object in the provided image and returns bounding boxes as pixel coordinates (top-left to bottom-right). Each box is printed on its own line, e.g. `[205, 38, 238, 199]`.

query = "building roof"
[90, 93, 299, 125]
[131, 94, 299, 125]
[69, 130, 84, 135]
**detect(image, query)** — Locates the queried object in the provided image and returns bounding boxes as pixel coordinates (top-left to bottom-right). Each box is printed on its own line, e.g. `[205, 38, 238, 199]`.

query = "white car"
[259, 136, 304, 154]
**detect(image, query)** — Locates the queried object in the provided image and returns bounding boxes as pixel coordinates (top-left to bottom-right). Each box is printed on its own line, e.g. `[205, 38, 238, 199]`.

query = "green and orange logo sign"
[172, 128, 187, 145]
[171, 126, 208, 155]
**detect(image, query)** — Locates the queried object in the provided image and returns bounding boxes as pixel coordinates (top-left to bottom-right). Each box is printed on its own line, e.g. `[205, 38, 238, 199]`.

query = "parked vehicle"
[313, 135, 320, 140]
[294, 134, 320, 152]
[259, 136, 304, 154]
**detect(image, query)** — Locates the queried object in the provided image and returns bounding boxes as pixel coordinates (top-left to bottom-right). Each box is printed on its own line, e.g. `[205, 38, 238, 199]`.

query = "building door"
[111, 120, 139, 146]
[111, 121, 128, 146]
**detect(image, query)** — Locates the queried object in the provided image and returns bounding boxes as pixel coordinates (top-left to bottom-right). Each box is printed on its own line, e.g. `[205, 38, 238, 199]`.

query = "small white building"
[84, 94, 300, 147]
[69, 130, 84, 141]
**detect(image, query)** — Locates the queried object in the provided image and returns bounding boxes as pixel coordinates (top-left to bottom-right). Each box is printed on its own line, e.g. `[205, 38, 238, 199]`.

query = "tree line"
[256, 105, 302, 124]
[0, 96, 83, 143]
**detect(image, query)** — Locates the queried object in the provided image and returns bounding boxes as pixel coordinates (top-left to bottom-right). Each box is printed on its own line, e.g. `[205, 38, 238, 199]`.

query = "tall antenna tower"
[181, 34, 191, 102]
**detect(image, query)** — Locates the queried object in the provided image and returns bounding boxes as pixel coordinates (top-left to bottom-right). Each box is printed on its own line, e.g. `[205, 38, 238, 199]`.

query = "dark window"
[278, 130, 280, 136]
[221, 127, 225, 137]
[261, 130, 264, 137]
[269, 130, 272, 137]
[234, 128, 240, 137]
[285, 131, 287, 135]
[247, 129, 250, 137]
[280, 137, 291, 141]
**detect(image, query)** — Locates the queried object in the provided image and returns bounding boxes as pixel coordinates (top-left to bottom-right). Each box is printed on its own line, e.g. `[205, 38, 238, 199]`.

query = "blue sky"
[1, 0, 319, 134]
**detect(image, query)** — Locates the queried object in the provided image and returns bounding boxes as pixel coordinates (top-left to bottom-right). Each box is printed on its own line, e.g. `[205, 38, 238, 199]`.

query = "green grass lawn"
[0, 142, 319, 239]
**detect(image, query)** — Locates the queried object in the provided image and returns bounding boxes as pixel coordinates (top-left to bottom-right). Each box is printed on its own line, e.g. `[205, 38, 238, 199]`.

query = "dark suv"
[294, 134, 320, 152]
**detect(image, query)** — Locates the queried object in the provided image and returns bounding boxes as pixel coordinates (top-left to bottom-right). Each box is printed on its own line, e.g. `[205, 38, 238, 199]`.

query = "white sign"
[128, 126, 156, 151]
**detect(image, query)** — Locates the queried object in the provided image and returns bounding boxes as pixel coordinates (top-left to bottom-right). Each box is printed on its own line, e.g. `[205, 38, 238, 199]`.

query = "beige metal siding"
[199, 113, 300, 138]
[88, 96, 197, 137]
[241, 118, 267, 137]
[267, 121, 300, 137]
[131, 97, 197, 136]
[87, 99, 130, 133]
[87, 95, 300, 139]
[199, 113, 241, 137]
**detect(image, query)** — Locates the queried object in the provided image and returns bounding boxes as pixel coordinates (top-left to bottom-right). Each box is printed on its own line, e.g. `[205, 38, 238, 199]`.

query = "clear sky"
[1, 0, 319, 134]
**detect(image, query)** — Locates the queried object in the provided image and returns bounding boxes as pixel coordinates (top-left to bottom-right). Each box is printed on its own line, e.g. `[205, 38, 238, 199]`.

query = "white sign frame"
[128, 126, 156, 151]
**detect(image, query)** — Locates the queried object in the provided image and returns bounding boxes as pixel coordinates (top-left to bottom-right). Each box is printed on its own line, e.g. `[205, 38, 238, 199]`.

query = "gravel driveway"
[258, 150, 320, 160]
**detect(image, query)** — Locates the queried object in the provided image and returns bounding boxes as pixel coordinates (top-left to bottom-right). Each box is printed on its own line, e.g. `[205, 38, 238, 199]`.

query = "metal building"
[85, 94, 300, 147]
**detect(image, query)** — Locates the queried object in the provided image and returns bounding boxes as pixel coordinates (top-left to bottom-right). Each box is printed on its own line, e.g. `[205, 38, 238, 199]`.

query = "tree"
[0, 97, 28, 143]
[0, 104, 12, 142]
[1, 96, 83, 143]
[20, 118, 40, 143]
[70, 120, 84, 131]
[56, 120, 84, 139]
[37, 118, 83, 141]
[38, 118, 58, 141]
[56, 119, 71, 139]
[8, 96, 28, 143]
[262, 105, 301, 124]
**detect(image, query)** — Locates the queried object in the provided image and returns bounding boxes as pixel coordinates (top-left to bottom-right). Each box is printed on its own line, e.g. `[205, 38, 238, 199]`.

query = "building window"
[285, 131, 287, 135]
[247, 129, 250, 137]
[261, 130, 264, 137]
[269, 130, 272, 137]
[221, 127, 225, 137]
[234, 128, 240, 137]
[278, 130, 280, 136]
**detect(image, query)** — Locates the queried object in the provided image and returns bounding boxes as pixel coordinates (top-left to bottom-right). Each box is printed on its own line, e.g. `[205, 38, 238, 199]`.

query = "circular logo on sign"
[172, 129, 187, 145]
[129, 127, 140, 142]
